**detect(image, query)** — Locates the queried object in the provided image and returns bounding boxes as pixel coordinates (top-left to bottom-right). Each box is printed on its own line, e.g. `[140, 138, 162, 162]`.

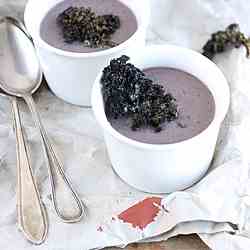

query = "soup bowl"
[92, 45, 230, 193]
[24, 0, 150, 106]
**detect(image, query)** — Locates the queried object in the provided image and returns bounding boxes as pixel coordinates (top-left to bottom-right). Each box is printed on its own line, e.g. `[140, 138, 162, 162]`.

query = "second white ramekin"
[92, 45, 230, 193]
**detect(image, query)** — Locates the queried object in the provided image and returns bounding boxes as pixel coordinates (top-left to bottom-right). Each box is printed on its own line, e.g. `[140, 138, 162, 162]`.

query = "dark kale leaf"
[57, 6, 120, 48]
[101, 56, 178, 132]
[202, 23, 250, 60]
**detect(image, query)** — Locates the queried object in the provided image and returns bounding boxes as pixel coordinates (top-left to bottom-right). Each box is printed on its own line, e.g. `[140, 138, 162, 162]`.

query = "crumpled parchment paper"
[1, 0, 250, 249]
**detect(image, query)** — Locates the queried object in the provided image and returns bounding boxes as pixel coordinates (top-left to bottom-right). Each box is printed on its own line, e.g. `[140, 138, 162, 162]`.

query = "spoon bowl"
[0, 17, 42, 96]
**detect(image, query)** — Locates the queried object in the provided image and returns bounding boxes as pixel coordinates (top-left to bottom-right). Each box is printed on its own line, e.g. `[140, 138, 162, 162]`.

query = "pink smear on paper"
[118, 197, 162, 230]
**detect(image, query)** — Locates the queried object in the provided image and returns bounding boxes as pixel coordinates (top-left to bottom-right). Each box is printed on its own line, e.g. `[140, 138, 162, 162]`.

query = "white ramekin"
[24, 0, 149, 106]
[92, 45, 230, 193]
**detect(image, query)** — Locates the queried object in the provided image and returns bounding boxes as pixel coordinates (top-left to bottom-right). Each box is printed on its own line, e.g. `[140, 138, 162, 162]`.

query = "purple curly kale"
[101, 56, 179, 132]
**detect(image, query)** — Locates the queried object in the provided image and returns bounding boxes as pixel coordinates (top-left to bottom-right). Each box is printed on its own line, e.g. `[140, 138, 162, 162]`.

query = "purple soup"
[109, 67, 216, 144]
[40, 0, 138, 53]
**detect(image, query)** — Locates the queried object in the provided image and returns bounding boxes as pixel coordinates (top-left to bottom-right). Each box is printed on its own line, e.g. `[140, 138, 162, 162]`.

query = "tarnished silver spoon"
[0, 17, 85, 223]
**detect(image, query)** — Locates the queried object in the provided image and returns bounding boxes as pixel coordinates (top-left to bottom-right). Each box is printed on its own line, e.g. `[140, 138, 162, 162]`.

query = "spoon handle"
[12, 98, 48, 244]
[24, 94, 85, 223]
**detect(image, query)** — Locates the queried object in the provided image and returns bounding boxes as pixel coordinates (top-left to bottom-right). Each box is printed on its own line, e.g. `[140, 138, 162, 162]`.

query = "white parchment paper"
[1, 0, 250, 249]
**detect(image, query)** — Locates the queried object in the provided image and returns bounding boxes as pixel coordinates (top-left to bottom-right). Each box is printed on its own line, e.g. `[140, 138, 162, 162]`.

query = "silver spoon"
[0, 17, 85, 223]
[0, 88, 48, 244]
